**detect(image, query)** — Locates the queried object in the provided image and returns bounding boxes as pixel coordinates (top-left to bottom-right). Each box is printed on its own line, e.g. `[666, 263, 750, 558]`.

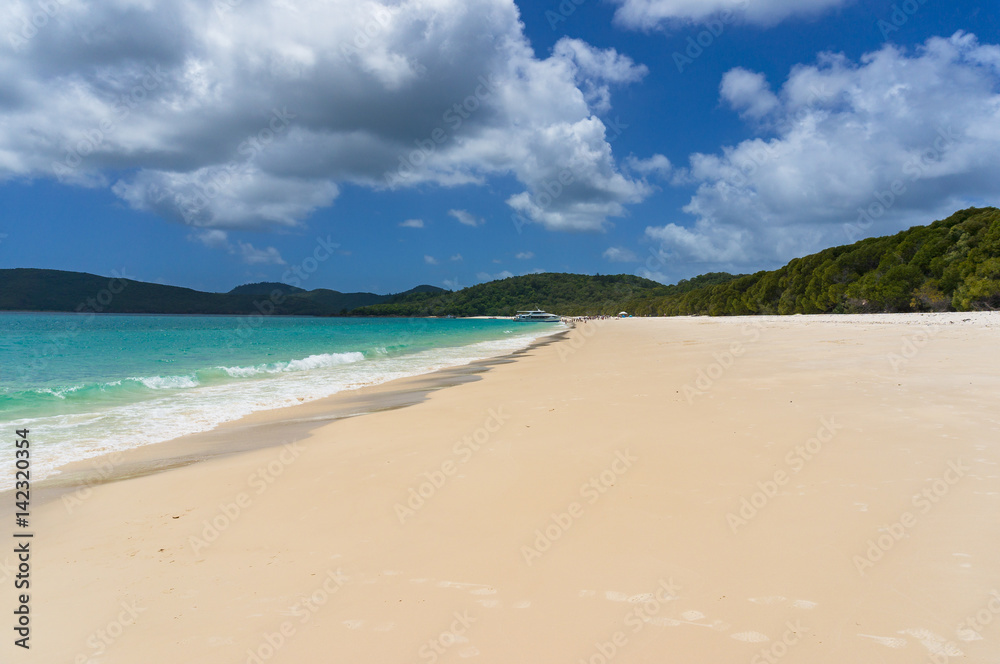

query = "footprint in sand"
[730, 631, 770, 643]
[858, 633, 907, 648]
[748, 596, 786, 605]
[900, 628, 964, 658]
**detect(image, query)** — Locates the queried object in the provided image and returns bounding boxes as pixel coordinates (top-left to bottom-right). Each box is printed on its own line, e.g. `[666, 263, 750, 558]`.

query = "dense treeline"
[0, 269, 444, 315]
[624, 207, 1000, 316]
[352, 273, 669, 317]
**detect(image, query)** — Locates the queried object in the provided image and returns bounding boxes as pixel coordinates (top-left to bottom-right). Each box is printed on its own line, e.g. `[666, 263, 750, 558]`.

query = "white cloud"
[627, 154, 672, 178]
[476, 270, 515, 282]
[424, 255, 439, 265]
[191, 230, 285, 265]
[399, 218, 424, 228]
[442, 278, 463, 290]
[235, 241, 286, 266]
[552, 38, 648, 114]
[448, 209, 484, 227]
[450, 253, 463, 261]
[720, 68, 779, 119]
[0, 0, 650, 234]
[603, 246, 639, 262]
[612, 0, 852, 30]
[648, 32, 1000, 272]
[515, 251, 535, 259]
[506, 117, 651, 232]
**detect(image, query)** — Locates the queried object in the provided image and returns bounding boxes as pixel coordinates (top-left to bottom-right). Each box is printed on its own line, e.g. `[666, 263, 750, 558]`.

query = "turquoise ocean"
[0, 313, 562, 489]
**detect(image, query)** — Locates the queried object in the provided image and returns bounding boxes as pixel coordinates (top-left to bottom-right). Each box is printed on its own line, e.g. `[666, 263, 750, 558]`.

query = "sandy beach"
[6, 313, 1000, 663]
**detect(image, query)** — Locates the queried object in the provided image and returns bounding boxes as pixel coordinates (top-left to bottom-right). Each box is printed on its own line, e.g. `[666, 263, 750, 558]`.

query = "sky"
[0, 0, 998, 295]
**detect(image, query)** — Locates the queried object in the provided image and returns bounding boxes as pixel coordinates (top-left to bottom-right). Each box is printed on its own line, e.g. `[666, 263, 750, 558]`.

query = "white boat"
[513, 309, 561, 322]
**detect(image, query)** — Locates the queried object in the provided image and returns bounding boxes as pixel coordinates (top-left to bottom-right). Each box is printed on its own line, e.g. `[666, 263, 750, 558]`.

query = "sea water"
[0, 313, 562, 488]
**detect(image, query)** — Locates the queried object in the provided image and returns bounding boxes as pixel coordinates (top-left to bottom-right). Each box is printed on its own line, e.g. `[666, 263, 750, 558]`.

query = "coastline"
[8, 324, 570, 508]
[7, 312, 1000, 663]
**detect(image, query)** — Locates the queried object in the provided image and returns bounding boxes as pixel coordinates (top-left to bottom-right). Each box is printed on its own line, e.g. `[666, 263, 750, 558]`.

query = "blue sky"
[1, 0, 998, 294]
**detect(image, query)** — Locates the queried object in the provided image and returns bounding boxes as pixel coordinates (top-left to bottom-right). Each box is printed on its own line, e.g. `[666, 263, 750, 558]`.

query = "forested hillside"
[352, 273, 669, 317]
[624, 207, 1000, 315]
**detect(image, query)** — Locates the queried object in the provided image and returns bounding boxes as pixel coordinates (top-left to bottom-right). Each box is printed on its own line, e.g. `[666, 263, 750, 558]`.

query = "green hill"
[624, 206, 1000, 316]
[0, 269, 445, 316]
[352, 273, 670, 317]
[228, 282, 307, 295]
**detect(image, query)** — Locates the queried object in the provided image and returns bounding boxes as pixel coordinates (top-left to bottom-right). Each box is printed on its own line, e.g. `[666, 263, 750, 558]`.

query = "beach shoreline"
[3, 323, 571, 509]
[7, 312, 1000, 663]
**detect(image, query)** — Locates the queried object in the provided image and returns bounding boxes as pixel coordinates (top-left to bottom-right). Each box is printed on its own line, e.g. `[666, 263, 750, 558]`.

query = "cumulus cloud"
[626, 154, 672, 178]
[552, 38, 648, 113]
[190, 230, 285, 265]
[603, 246, 639, 262]
[448, 209, 484, 227]
[0, 0, 650, 237]
[424, 255, 439, 265]
[647, 32, 1000, 273]
[399, 218, 424, 228]
[612, 0, 852, 29]
[476, 270, 514, 282]
[720, 68, 779, 119]
[515, 251, 534, 259]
